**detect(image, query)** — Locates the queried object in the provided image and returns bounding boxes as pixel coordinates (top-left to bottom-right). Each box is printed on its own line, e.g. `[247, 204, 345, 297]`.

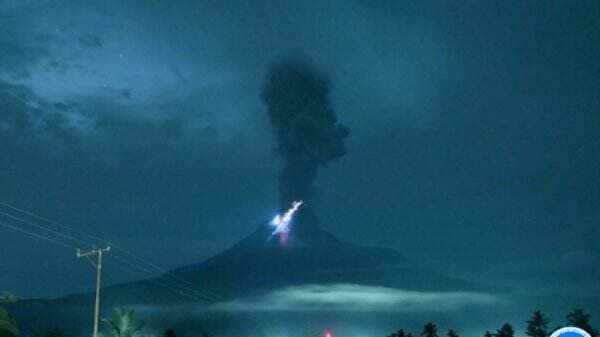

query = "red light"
[279, 232, 288, 245]
[325, 332, 332, 337]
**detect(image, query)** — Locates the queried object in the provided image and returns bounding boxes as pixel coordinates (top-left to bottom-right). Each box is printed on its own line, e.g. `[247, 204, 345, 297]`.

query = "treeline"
[0, 293, 211, 337]
[388, 309, 598, 337]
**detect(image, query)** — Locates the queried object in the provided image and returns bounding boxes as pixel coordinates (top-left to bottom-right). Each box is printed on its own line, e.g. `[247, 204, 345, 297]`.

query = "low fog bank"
[125, 283, 599, 337]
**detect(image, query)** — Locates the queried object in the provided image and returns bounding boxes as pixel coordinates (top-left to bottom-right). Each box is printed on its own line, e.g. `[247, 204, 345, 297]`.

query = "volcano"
[14, 215, 485, 336]
[165, 216, 480, 300]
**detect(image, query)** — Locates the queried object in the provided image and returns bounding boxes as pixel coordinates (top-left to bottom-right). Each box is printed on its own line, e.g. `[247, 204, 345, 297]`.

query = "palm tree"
[102, 308, 144, 337]
[398, 330, 413, 337]
[390, 329, 413, 337]
[421, 323, 438, 337]
[447, 329, 459, 337]
[495, 323, 514, 337]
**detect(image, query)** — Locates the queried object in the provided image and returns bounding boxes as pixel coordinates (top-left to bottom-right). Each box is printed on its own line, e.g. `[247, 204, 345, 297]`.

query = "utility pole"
[77, 245, 111, 337]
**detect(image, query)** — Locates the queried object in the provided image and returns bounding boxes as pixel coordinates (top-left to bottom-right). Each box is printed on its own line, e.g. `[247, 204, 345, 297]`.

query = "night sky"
[1, 0, 599, 310]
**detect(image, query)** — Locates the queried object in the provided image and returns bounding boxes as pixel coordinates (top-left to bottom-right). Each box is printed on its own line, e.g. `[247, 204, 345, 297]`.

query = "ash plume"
[261, 58, 349, 231]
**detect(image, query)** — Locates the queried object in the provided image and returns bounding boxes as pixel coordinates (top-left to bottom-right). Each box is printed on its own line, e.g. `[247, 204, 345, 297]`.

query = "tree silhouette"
[566, 309, 598, 337]
[527, 310, 550, 337]
[448, 329, 459, 337]
[495, 323, 514, 337]
[163, 329, 176, 337]
[102, 307, 144, 337]
[422, 323, 438, 337]
[484, 331, 493, 337]
[399, 330, 413, 337]
[390, 329, 413, 337]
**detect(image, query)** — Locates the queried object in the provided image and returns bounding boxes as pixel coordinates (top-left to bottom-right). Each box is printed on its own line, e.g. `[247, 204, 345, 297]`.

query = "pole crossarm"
[77, 246, 111, 257]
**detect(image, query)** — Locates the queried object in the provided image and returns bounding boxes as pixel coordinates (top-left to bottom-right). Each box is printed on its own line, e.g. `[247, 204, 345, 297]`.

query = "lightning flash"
[269, 200, 303, 245]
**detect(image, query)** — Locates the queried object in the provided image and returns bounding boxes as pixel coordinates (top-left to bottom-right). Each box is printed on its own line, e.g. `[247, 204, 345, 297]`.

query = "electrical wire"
[108, 254, 217, 304]
[0, 210, 87, 247]
[0, 202, 225, 303]
[0, 219, 77, 250]
[0, 202, 106, 245]
[0, 201, 222, 299]
[0, 202, 221, 294]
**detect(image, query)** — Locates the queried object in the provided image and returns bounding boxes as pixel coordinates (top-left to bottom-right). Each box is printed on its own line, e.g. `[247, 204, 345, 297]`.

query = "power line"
[0, 210, 87, 246]
[0, 215, 219, 303]
[109, 253, 221, 303]
[112, 247, 224, 301]
[0, 201, 225, 303]
[115, 265, 206, 303]
[0, 219, 76, 250]
[0, 202, 107, 244]
[0, 201, 224, 301]
[108, 254, 215, 303]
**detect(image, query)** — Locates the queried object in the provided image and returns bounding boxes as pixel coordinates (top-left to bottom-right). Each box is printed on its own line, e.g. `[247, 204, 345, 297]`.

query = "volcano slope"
[14, 218, 487, 335]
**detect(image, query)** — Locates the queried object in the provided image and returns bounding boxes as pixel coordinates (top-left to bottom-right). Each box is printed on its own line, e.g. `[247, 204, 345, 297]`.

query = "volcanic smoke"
[261, 59, 349, 234]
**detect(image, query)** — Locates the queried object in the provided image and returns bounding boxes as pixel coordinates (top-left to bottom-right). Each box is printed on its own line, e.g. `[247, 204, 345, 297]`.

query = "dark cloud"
[261, 58, 349, 232]
[0, 14, 53, 79]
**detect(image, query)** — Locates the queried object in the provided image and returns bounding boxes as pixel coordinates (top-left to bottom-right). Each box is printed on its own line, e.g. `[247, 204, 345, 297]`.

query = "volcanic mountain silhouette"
[31, 211, 479, 304]
[14, 212, 487, 334]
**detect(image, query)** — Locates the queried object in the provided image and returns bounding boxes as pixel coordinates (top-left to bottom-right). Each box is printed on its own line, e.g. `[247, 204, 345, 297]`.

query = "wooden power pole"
[77, 245, 111, 337]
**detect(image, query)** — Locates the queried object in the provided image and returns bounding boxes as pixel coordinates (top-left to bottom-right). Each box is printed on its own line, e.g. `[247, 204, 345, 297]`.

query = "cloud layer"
[214, 284, 500, 312]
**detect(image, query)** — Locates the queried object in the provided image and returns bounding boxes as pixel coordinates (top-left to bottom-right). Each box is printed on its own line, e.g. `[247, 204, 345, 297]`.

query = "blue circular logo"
[550, 327, 591, 337]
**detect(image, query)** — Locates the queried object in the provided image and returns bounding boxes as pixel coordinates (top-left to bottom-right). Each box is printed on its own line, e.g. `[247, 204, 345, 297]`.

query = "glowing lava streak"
[270, 200, 303, 245]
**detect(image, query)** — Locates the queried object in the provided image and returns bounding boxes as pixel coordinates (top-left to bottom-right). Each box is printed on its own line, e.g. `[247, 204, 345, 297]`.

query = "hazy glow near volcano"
[270, 201, 303, 244]
[214, 284, 500, 312]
